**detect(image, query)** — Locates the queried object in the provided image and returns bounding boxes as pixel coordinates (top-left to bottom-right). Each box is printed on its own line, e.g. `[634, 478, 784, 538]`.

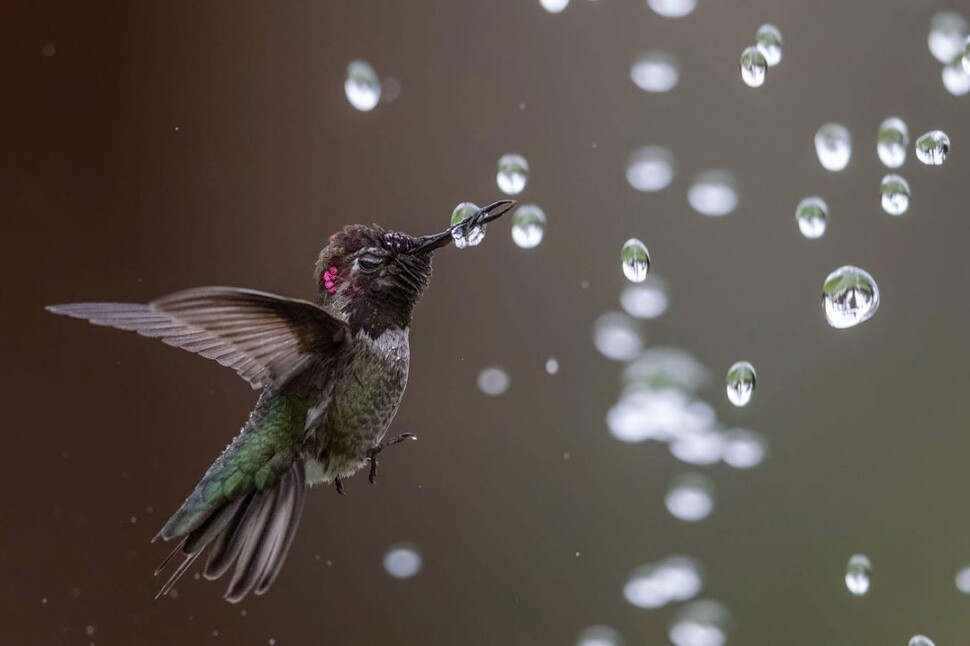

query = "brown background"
[4, 0, 970, 644]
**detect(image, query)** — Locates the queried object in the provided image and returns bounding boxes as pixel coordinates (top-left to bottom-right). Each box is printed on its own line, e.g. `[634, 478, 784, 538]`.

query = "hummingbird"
[47, 200, 517, 603]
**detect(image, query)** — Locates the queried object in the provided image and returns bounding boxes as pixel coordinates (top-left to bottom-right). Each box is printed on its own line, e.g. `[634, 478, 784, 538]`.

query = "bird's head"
[314, 200, 516, 336]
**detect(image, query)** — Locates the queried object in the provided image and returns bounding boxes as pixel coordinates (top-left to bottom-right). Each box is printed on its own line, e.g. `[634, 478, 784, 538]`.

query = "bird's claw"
[335, 477, 346, 496]
[367, 433, 417, 484]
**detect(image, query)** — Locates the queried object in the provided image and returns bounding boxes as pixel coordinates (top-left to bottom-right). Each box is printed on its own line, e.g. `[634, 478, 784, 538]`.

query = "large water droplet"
[450, 202, 484, 249]
[725, 361, 756, 407]
[956, 565, 970, 593]
[669, 600, 729, 646]
[943, 56, 970, 95]
[545, 357, 560, 375]
[477, 366, 510, 396]
[928, 12, 967, 64]
[877, 117, 909, 168]
[666, 474, 715, 522]
[627, 146, 675, 192]
[822, 266, 880, 329]
[594, 312, 642, 361]
[688, 171, 738, 217]
[755, 24, 783, 66]
[880, 174, 910, 216]
[647, 0, 696, 19]
[722, 429, 767, 468]
[916, 130, 951, 165]
[795, 197, 828, 239]
[845, 554, 871, 595]
[496, 153, 529, 195]
[345, 61, 381, 112]
[815, 123, 852, 172]
[540, 0, 570, 14]
[621, 277, 669, 319]
[511, 204, 546, 249]
[621, 239, 651, 283]
[383, 544, 421, 578]
[631, 51, 679, 93]
[739, 46, 767, 88]
[576, 625, 623, 646]
[624, 557, 703, 608]
[909, 636, 935, 646]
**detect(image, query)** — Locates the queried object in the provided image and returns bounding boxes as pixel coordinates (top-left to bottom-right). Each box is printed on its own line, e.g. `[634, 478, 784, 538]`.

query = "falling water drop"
[845, 554, 871, 596]
[822, 266, 880, 329]
[540, 0, 570, 13]
[880, 174, 910, 216]
[725, 361, 756, 407]
[545, 358, 560, 375]
[943, 56, 970, 95]
[815, 123, 852, 171]
[877, 117, 909, 168]
[669, 601, 730, 646]
[795, 197, 828, 239]
[631, 52, 680, 93]
[955, 566, 970, 593]
[576, 625, 623, 646]
[477, 367, 510, 396]
[915, 130, 951, 165]
[755, 24, 783, 66]
[450, 202, 485, 249]
[964, 37, 970, 74]
[928, 12, 967, 64]
[383, 544, 422, 578]
[688, 171, 738, 216]
[593, 312, 642, 361]
[344, 61, 381, 112]
[496, 154, 529, 195]
[647, 0, 697, 19]
[739, 46, 767, 88]
[621, 239, 651, 283]
[510, 204, 546, 249]
[722, 429, 767, 468]
[665, 474, 715, 522]
[626, 146, 675, 192]
[621, 277, 669, 319]
[908, 636, 936, 646]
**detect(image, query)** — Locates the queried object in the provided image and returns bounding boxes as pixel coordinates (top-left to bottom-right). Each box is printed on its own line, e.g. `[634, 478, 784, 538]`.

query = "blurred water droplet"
[621, 277, 669, 319]
[631, 52, 679, 93]
[909, 636, 935, 646]
[669, 600, 730, 646]
[964, 37, 970, 73]
[511, 204, 546, 249]
[755, 24, 783, 66]
[928, 12, 967, 64]
[815, 123, 852, 172]
[795, 197, 828, 239]
[42, 42, 56, 58]
[450, 202, 484, 249]
[626, 146, 675, 192]
[477, 367, 510, 396]
[877, 117, 909, 168]
[383, 544, 421, 578]
[621, 239, 651, 283]
[540, 0, 570, 13]
[880, 174, 910, 215]
[845, 554, 871, 595]
[915, 130, 950, 165]
[497, 153, 529, 195]
[647, 0, 696, 19]
[722, 429, 766, 468]
[725, 361, 756, 407]
[577, 625, 624, 646]
[594, 312, 642, 361]
[670, 427, 724, 465]
[822, 266, 880, 329]
[85, 626, 96, 636]
[545, 358, 560, 374]
[942, 56, 970, 95]
[624, 557, 702, 609]
[688, 171, 738, 217]
[344, 61, 381, 112]
[666, 474, 715, 522]
[739, 47, 767, 87]
[624, 348, 709, 393]
[955, 565, 970, 593]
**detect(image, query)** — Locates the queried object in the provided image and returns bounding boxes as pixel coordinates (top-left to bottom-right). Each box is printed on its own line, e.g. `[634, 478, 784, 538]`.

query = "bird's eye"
[357, 254, 383, 272]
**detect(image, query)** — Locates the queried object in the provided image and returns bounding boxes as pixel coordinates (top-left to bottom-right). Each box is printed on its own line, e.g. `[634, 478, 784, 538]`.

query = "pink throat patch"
[323, 266, 339, 294]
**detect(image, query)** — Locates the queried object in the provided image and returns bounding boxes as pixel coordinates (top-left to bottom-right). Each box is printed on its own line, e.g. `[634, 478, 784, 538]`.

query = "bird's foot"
[334, 477, 346, 496]
[367, 433, 417, 484]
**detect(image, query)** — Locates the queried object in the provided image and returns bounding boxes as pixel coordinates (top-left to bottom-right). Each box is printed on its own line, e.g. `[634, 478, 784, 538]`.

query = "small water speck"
[626, 146, 674, 193]
[666, 473, 715, 522]
[576, 625, 623, 646]
[85, 626, 96, 636]
[621, 278, 668, 319]
[539, 0, 569, 14]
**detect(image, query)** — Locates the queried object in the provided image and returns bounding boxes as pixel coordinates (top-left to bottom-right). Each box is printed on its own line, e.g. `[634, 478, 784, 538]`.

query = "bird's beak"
[409, 200, 518, 255]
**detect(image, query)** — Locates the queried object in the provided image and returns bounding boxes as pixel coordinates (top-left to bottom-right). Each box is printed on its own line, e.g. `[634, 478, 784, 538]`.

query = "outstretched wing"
[47, 287, 348, 389]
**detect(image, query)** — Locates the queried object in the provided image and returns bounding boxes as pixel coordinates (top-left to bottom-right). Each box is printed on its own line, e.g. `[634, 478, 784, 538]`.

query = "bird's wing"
[47, 286, 348, 389]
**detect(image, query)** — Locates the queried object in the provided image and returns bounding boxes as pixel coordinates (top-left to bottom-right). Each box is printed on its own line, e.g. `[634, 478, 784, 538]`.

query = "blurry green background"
[3, 0, 970, 644]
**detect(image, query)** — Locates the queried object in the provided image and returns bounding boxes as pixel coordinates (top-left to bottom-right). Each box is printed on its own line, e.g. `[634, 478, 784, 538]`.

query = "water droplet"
[669, 600, 730, 646]
[624, 348, 709, 393]
[511, 204, 546, 249]
[626, 146, 674, 192]
[624, 557, 702, 608]
[577, 625, 623, 646]
[540, 0, 570, 13]
[496, 153, 529, 195]
[755, 24, 783, 66]
[85, 626, 96, 636]
[594, 312, 642, 362]
[942, 56, 970, 95]
[877, 117, 909, 168]
[928, 12, 967, 64]
[670, 427, 725, 465]
[725, 361, 756, 407]
[42, 42, 56, 58]
[383, 544, 421, 579]
[822, 266, 880, 329]
[631, 52, 679, 93]
[909, 636, 935, 646]
[545, 358, 560, 374]
[795, 197, 828, 239]
[964, 37, 970, 74]
[739, 46, 767, 88]
[621, 277, 669, 319]
[722, 429, 766, 468]
[609, 388, 706, 443]
[344, 61, 381, 112]
[621, 239, 651, 283]
[880, 174, 910, 216]
[916, 130, 951, 165]
[688, 171, 738, 217]
[477, 367, 510, 396]
[955, 565, 970, 593]
[647, 0, 696, 19]
[450, 202, 484, 249]
[844, 554, 871, 595]
[666, 474, 715, 522]
[815, 123, 852, 172]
